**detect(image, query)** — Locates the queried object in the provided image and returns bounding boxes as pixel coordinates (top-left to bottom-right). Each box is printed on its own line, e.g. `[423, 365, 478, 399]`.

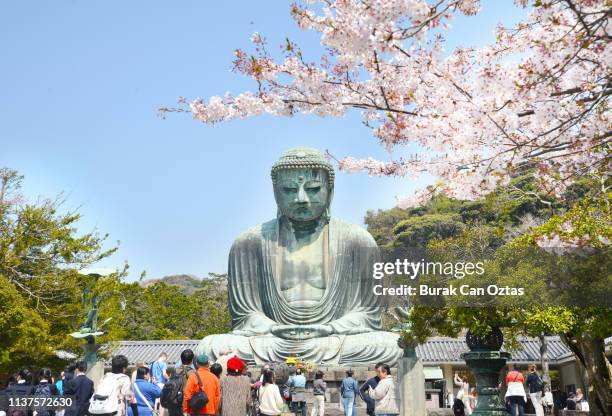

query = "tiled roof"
[105, 336, 573, 367]
[104, 340, 199, 366]
[417, 336, 572, 364]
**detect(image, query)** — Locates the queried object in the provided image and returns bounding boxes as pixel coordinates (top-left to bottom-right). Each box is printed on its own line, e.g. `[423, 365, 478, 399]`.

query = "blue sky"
[0, 1, 526, 280]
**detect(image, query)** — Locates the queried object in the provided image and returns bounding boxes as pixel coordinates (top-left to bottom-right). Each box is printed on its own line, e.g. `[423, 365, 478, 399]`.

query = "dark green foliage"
[391, 213, 464, 247]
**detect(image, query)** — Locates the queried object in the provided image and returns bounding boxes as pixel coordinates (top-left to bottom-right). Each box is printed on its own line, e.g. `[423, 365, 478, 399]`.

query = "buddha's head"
[271, 147, 334, 222]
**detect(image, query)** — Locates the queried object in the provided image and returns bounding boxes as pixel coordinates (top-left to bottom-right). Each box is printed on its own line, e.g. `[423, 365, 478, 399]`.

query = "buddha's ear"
[272, 183, 282, 214]
[325, 169, 334, 220]
[324, 187, 333, 222]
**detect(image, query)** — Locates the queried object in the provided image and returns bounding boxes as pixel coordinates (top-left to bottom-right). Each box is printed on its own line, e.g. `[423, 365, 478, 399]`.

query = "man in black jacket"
[359, 363, 382, 416]
[63, 361, 94, 416]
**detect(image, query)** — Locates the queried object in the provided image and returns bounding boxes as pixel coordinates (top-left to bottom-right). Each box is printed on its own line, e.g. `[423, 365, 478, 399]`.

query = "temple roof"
[104, 336, 574, 367]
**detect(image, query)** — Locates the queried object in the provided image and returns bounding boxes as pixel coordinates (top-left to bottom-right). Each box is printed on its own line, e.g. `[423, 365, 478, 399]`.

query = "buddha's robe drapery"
[198, 217, 402, 366]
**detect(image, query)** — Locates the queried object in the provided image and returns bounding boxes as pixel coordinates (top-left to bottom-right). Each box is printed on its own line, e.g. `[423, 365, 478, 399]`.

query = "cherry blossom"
[163, 0, 610, 220]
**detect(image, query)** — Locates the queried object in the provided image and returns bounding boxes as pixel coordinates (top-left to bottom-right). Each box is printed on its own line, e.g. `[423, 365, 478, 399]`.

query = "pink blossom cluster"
[535, 233, 598, 256]
[176, 0, 610, 211]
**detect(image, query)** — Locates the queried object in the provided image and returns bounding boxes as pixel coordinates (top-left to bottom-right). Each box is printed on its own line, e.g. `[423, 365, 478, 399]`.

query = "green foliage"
[0, 167, 231, 375]
[366, 172, 611, 349]
[0, 274, 50, 368]
[117, 277, 230, 341]
[391, 213, 465, 248]
[0, 168, 116, 372]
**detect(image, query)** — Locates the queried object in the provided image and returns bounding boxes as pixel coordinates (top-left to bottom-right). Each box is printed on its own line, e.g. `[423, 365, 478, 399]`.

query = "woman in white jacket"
[258, 370, 285, 416]
[368, 364, 399, 416]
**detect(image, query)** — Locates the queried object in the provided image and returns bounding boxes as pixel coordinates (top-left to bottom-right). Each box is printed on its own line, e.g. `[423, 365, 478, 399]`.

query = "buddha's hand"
[271, 324, 333, 340]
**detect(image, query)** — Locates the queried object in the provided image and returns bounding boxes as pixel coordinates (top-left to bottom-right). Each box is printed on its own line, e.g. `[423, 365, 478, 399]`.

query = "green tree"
[366, 173, 611, 415]
[0, 168, 117, 372]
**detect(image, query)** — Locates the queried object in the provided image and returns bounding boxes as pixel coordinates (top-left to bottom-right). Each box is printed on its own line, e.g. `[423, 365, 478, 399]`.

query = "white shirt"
[369, 377, 400, 415]
[258, 384, 284, 415]
[505, 381, 527, 401]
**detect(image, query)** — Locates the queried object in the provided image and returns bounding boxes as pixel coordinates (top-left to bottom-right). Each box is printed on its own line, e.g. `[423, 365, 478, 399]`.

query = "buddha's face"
[274, 168, 331, 222]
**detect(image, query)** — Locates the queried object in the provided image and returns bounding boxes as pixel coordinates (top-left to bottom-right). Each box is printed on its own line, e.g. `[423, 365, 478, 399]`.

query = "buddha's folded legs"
[197, 331, 402, 366]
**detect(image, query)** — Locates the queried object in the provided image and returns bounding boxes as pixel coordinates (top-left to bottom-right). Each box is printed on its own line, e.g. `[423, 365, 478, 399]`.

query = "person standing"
[454, 373, 471, 415]
[151, 353, 169, 388]
[468, 388, 478, 412]
[220, 357, 251, 416]
[210, 363, 223, 380]
[257, 370, 284, 416]
[541, 385, 554, 415]
[89, 355, 138, 416]
[340, 370, 359, 416]
[132, 361, 147, 384]
[573, 388, 585, 411]
[288, 368, 306, 416]
[130, 368, 161, 416]
[310, 371, 326, 416]
[505, 367, 527, 416]
[4, 369, 32, 416]
[215, 349, 235, 375]
[55, 371, 65, 397]
[63, 362, 93, 416]
[526, 365, 544, 416]
[359, 364, 381, 416]
[164, 349, 195, 416]
[176, 349, 195, 380]
[32, 368, 60, 416]
[6, 369, 33, 396]
[368, 364, 399, 416]
[183, 354, 220, 416]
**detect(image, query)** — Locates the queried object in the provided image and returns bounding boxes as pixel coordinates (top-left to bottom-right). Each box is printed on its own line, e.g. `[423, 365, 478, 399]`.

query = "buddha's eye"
[306, 186, 321, 193]
[283, 187, 298, 193]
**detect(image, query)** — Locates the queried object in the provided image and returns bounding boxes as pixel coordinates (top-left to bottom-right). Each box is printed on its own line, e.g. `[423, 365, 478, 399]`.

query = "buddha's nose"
[296, 185, 309, 203]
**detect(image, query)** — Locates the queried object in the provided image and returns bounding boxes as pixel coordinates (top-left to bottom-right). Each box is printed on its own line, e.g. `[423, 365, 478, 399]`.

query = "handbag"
[133, 381, 158, 416]
[187, 372, 209, 412]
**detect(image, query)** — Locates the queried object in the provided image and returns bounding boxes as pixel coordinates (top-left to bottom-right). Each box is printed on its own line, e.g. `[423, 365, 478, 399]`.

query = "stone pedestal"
[398, 357, 426, 416]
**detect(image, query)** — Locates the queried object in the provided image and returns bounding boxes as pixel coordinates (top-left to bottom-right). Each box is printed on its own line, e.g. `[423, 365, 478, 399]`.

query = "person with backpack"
[161, 367, 183, 416]
[183, 354, 220, 416]
[340, 370, 359, 416]
[163, 349, 195, 416]
[130, 368, 161, 416]
[505, 367, 526, 416]
[89, 355, 138, 416]
[526, 365, 544, 416]
[32, 368, 60, 416]
[220, 356, 251, 416]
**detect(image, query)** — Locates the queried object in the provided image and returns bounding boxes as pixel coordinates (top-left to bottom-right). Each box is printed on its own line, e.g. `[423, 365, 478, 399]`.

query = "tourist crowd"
[1, 350, 400, 416]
